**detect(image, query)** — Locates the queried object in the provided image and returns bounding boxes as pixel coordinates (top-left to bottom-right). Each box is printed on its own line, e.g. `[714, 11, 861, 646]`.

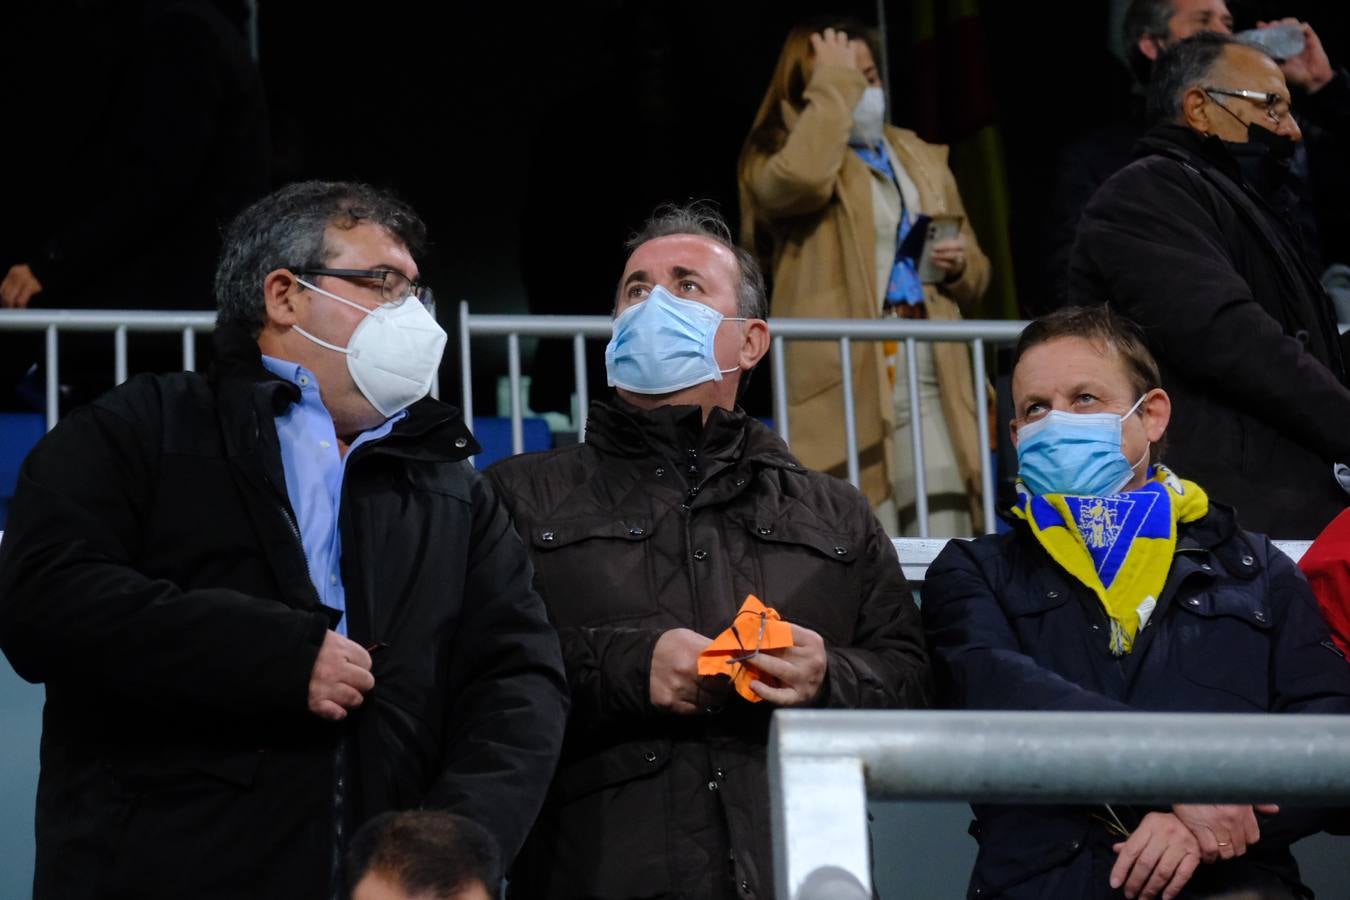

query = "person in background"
[0, 0, 271, 408]
[1037, 0, 1350, 312]
[1068, 32, 1350, 538]
[738, 20, 991, 537]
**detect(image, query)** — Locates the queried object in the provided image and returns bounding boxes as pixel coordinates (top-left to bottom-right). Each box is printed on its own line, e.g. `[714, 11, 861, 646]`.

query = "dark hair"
[1122, 0, 1174, 49]
[1146, 30, 1243, 125]
[622, 202, 768, 320]
[1012, 305, 1165, 462]
[215, 180, 427, 337]
[347, 811, 499, 900]
[1014, 305, 1160, 397]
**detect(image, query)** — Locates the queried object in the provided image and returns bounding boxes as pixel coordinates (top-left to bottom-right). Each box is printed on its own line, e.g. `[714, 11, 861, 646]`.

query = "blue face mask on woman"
[605, 285, 745, 394]
[1016, 395, 1150, 496]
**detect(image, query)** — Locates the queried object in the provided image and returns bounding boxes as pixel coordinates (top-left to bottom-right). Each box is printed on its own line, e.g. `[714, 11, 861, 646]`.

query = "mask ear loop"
[1125, 393, 1152, 472]
[716, 317, 750, 377]
[292, 277, 379, 357]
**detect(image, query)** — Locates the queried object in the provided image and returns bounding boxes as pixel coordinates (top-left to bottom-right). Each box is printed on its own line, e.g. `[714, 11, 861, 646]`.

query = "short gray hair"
[214, 180, 427, 336]
[1147, 30, 1244, 125]
[621, 202, 769, 320]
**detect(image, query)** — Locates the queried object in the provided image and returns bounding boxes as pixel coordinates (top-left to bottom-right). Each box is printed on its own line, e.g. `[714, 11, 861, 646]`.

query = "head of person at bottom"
[347, 810, 499, 900]
[215, 180, 445, 442]
[1010, 305, 1172, 497]
[605, 202, 770, 420]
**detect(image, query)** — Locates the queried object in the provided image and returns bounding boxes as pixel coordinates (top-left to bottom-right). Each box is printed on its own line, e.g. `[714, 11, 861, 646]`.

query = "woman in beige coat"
[739, 23, 991, 535]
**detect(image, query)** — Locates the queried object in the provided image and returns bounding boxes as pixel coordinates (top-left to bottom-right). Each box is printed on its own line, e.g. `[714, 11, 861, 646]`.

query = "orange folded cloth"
[697, 594, 795, 703]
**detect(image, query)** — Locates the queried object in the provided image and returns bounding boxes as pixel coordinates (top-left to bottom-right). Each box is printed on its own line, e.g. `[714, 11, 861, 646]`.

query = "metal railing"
[459, 303, 1027, 536]
[0, 309, 444, 432]
[770, 709, 1350, 900]
[0, 309, 217, 431]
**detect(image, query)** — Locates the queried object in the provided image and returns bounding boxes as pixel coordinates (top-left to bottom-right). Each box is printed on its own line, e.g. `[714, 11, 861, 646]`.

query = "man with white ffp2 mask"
[0, 180, 567, 900]
[487, 203, 930, 899]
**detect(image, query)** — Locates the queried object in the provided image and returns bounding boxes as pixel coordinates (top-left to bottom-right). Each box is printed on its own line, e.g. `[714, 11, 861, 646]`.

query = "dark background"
[7, 0, 1348, 417]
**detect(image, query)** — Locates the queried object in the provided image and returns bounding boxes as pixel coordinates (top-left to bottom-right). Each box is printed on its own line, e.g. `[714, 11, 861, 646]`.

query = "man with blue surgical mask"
[487, 203, 931, 900]
[0, 181, 567, 900]
[923, 305, 1350, 900]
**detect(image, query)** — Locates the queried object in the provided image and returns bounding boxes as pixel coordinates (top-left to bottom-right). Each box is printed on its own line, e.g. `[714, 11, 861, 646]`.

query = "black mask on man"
[1221, 123, 1297, 196]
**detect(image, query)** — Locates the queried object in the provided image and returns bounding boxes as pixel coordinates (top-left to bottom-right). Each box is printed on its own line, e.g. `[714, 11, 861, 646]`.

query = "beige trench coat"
[740, 64, 991, 529]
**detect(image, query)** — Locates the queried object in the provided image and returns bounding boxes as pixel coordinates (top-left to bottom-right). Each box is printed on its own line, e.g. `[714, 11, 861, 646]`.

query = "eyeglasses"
[1203, 86, 1291, 126]
[291, 267, 433, 308]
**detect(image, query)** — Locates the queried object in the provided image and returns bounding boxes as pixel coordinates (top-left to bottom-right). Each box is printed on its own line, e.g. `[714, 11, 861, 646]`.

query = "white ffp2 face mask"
[293, 278, 447, 417]
[850, 86, 887, 146]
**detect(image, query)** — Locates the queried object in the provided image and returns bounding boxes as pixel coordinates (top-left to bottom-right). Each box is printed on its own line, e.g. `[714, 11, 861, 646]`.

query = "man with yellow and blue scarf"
[923, 306, 1350, 900]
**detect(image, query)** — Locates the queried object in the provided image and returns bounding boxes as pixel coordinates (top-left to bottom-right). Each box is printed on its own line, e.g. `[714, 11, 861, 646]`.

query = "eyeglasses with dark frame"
[291, 267, 433, 309]
[1202, 86, 1291, 126]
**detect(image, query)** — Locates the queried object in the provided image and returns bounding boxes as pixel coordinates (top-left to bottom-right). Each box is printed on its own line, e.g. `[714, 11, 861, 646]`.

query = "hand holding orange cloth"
[697, 595, 795, 702]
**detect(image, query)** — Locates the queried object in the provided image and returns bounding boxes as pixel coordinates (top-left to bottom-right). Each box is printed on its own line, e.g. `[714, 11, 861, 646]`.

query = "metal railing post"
[773, 336, 790, 445]
[114, 326, 128, 385]
[839, 338, 860, 489]
[459, 301, 474, 465]
[573, 333, 589, 443]
[181, 327, 196, 372]
[508, 333, 524, 455]
[45, 325, 59, 431]
[972, 337, 996, 533]
[905, 338, 928, 537]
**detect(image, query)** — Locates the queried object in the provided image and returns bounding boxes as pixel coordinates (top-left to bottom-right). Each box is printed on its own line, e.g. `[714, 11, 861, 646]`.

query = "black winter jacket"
[1068, 124, 1350, 538]
[487, 399, 931, 900]
[0, 326, 568, 900]
[923, 502, 1350, 899]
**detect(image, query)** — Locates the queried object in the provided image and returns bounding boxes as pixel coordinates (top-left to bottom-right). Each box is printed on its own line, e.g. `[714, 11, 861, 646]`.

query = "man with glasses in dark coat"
[1069, 32, 1350, 538]
[0, 180, 568, 900]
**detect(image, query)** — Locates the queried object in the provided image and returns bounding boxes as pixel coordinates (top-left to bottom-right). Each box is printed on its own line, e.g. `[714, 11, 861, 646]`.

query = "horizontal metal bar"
[766, 318, 1027, 342]
[462, 315, 614, 338]
[771, 710, 1350, 804]
[0, 310, 217, 331]
[459, 314, 1028, 343]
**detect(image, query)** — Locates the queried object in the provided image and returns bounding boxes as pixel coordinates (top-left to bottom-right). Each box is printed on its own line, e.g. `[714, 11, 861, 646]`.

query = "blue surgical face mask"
[605, 285, 745, 395]
[1016, 395, 1150, 496]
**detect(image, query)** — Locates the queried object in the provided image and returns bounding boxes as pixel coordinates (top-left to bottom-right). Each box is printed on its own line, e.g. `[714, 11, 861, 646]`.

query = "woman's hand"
[810, 28, 857, 70]
[927, 234, 968, 281]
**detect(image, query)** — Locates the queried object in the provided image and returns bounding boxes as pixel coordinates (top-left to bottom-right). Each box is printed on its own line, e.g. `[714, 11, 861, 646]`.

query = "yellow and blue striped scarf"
[1011, 465, 1209, 655]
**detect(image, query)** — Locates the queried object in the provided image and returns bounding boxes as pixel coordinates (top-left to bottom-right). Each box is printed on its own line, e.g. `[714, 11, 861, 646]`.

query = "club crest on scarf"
[1012, 465, 1209, 656]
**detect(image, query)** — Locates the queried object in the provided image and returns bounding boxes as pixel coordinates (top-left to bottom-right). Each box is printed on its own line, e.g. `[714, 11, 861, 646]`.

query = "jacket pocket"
[1176, 589, 1273, 710]
[738, 518, 860, 643]
[552, 738, 673, 804]
[542, 740, 677, 898]
[111, 747, 263, 791]
[528, 517, 658, 627]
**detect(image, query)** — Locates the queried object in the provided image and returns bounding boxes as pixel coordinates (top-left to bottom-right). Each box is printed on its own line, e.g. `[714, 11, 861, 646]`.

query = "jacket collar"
[585, 395, 798, 471]
[1136, 123, 1247, 183]
[207, 322, 479, 463]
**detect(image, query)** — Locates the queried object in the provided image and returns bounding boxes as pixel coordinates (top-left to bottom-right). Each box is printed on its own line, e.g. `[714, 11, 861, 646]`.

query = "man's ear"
[263, 268, 302, 328]
[1182, 86, 1212, 133]
[740, 320, 771, 369]
[1141, 388, 1172, 444]
[1138, 34, 1164, 62]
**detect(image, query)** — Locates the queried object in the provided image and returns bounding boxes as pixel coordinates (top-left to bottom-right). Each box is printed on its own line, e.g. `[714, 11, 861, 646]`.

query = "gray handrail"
[0, 310, 217, 431]
[770, 710, 1350, 900]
